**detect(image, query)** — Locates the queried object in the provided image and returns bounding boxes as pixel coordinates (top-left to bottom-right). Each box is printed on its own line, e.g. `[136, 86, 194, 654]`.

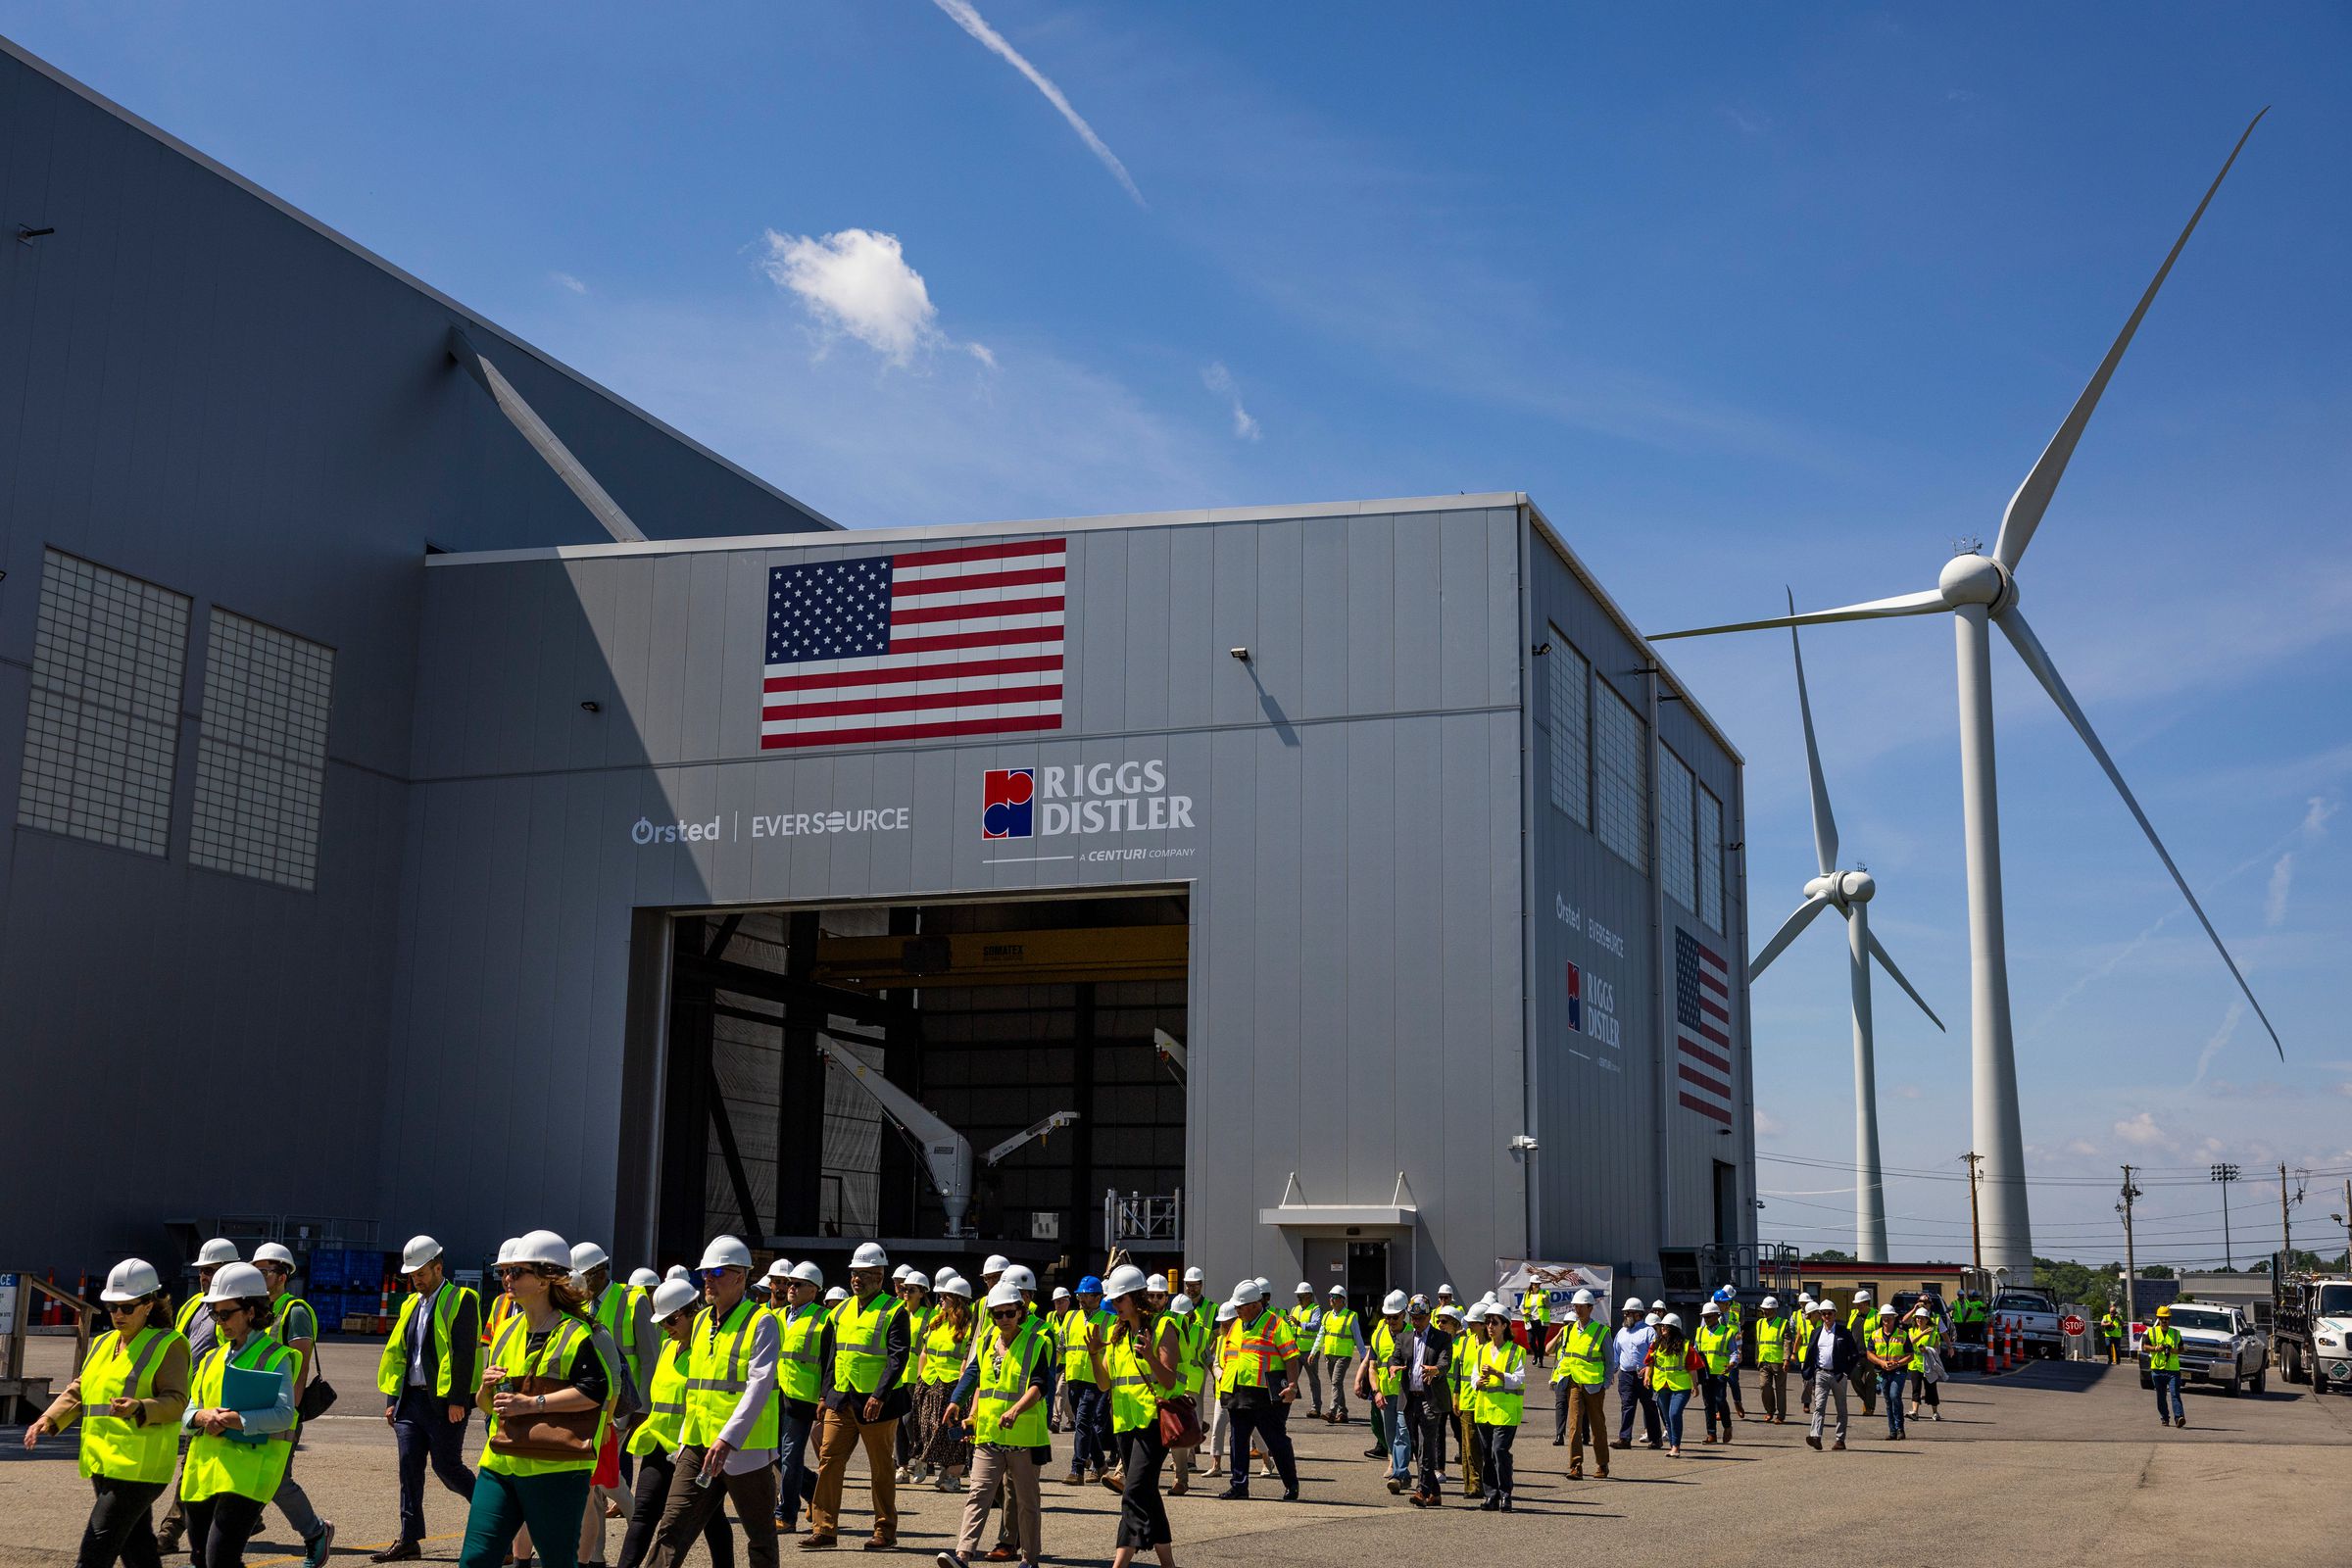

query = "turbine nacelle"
[1937, 552, 2017, 614]
[1801, 868, 1877, 906]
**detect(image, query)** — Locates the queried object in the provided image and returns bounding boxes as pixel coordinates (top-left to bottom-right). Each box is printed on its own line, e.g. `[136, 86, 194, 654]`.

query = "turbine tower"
[1653, 113, 2281, 1275]
[1749, 594, 1944, 1262]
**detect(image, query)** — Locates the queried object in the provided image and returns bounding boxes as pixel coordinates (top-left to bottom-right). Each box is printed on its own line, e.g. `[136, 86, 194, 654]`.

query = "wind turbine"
[1750, 593, 1944, 1263]
[1652, 112, 2281, 1276]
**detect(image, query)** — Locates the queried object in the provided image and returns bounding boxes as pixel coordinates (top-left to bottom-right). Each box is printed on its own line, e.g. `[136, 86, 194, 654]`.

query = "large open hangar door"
[649, 889, 1189, 1276]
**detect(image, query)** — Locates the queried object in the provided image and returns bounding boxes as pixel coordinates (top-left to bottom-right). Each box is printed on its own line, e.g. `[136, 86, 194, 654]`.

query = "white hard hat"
[982, 1254, 1012, 1277]
[1910, 1304, 1930, 1318]
[824, 1287, 849, 1303]
[1797, 1292, 1814, 1304]
[1701, 1301, 1721, 1316]
[849, 1242, 890, 1270]
[196, 1238, 241, 1268]
[893, 1264, 916, 1283]
[252, 1243, 295, 1269]
[1572, 1289, 1594, 1306]
[1437, 1283, 1455, 1297]
[791, 1260, 825, 1287]
[699, 1236, 754, 1271]
[1147, 1274, 1169, 1293]
[1216, 1300, 1240, 1323]
[1811, 1298, 1837, 1314]
[1231, 1279, 1266, 1305]
[1328, 1284, 1348, 1297]
[1183, 1266, 1204, 1283]
[1002, 1264, 1037, 1293]
[1410, 1294, 1431, 1311]
[1253, 1277, 1271, 1294]
[1464, 1303, 1487, 1323]
[513, 1230, 570, 1269]
[764, 1258, 795, 1281]
[399, 1236, 441, 1272]
[628, 1268, 662, 1290]
[102, 1258, 162, 1301]
[1878, 1304, 1895, 1317]
[934, 1267, 959, 1290]
[665, 1265, 690, 1282]
[205, 1262, 269, 1302]
[571, 1242, 612, 1273]
[1104, 1264, 1149, 1300]
[1296, 1281, 1314, 1295]
[496, 1239, 519, 1266]
[1761, 1297, 1779, 1310]
[1382, 1290, 1409, 1315]
[939, 1275, 974, 1300]
[1171, 1293, 1196, 1314]
[1853, 1289, 1872, 1301]
[1622, 1297, 1645, 1313]
[1052, 1286, 1072, 1301]
[1662, 1312, 1685, 1330]
[986, 1281, 1024, 1311]
[1645, 1311, 1662, 1325]
[651, 1278, 700, 1319]
[1437, 1304, 1463, 1324]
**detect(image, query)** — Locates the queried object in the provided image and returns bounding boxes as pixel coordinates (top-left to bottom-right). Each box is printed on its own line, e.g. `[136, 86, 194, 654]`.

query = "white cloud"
[1200, 362, 1261, 441]
[1891, 1083, 1923, 1101]
[1753, 1106, 1785, 1139]
[757, 228, 992, 368]
[2264, 854, 2294, 928]
[2299, 795, 2339, 839]
[2113, 1111, 2165, 1147]
[928, 0, 1145, 207]
[551, 271, 589, 295]
[2189, 1001, 2243, 1086]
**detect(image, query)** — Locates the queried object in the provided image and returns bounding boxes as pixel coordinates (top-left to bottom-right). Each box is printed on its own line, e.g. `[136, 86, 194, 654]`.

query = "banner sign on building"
[1494, 1257, 1614, 1319]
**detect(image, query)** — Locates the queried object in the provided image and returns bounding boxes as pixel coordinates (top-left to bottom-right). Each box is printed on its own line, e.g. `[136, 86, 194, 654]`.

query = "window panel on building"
[1659, 747, 1696, 911]
[189, 609, 336, 891]
[15, 549, 190, 857]
[1697, 785, 1725, 931]
[1545, 632, 1591, 828]
[1592, 681, 1647, 871]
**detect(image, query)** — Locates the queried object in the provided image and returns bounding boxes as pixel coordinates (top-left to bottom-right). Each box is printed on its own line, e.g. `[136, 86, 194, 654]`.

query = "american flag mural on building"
[760, 537, 1067, 750]
[1673, 926, 1736, 1125]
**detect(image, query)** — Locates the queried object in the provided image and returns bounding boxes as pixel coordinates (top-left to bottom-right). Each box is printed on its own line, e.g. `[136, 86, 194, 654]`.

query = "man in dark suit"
[370, 1236, 480, 1563]
[1396, 1298, 1454, 1507]
[1797, 1298, 1859, 1452]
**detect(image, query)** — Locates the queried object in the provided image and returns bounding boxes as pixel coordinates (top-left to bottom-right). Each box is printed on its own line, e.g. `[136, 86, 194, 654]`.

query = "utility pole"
[2118, 1165, 2143, 1331]
[1962, 1152, 1985, 1275]
[2211, 1162, 2241, 1271]
[2278, 1162, 2292, 1266]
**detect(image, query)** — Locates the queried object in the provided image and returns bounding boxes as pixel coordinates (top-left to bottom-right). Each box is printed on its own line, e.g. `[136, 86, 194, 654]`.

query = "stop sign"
[2061, 1313, 2086, 1336]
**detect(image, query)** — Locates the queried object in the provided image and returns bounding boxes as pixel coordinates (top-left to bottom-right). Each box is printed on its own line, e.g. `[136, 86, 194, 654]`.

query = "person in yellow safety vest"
[638, 1235, 782, 1566]
[458, 1231, 619, 1568]
[1867, 1306, 1913, 1442]
[1390, 1298, 1450, 1509]
[177, 1262, 303, 1568]
[761, 1259, 826, 1539]
[1160, 1293, 1208, 1494]
[1904, 1303, 1943, 1422]
[2144, 1304, 2186, 1429]
[1521, 1283, 1550, 1367]
[246, 1242, 335, 1567]
[24, 1258, 193, 1568]
[373, 1234, 482, 1563]
[1061, 1277, 1117, 1486]
[1358, 1292, 1414, 1494]
[1548, 1288, 1612, 1479]
[614, 1278, 733, 1568]
[1469, 1308, 1526, 1511]
[1711, 1286, 1751, 1421]
[154, 1236, 238, 1559]
[913, 1275, 977, 1494]
[2099, 1304, 2127, 1364]
[570, 1240, 654, 1558]
[1843, 1290, 1880, 1416]
[1214, 1280, 1301, 1500]
[1694, 1300, 1739, 1445]
[1436, 1304, 1479, 1500]
[1752, 1296, 1792, 1424]
[1312, 1286, 1361, 1425]
[801, 1240, 911, 1552]
[940, 1280, 1054, 1568]
[1287, 1284, 1328, 1418]
[1087, 1264, 1186, 1568]
[892, 1268, 936, 1486]
[1643, 1312, 1702, 1457]
[1043, 1287, 1075, 1435]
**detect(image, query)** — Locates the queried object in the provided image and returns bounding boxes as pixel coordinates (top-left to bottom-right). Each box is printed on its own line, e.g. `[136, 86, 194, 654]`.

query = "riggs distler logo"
[980, 760, 1193, 840]
[982, 768, 1036, 839]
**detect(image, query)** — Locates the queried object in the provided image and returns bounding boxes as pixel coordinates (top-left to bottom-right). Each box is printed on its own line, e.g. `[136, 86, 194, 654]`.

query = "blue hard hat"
[1713, 1286, 1734, 1301]
[1078, 1275, 1103, 1295]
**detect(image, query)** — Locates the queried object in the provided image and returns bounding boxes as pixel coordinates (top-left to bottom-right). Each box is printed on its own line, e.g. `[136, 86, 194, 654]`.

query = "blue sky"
[12, 2, 2348, 1265]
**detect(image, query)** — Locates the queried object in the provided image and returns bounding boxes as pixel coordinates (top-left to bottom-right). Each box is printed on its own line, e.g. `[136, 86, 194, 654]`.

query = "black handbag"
[297, 1370, 338, 1421]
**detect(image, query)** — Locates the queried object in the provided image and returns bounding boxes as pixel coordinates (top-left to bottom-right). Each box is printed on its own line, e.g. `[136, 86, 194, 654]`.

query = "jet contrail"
[929, 0, 1146, 207]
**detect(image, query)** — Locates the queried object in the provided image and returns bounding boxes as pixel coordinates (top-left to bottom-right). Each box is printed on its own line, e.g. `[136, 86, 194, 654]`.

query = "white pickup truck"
[1991, 1289, 2065, 1359]
[2141, 1302, 2269, 1396]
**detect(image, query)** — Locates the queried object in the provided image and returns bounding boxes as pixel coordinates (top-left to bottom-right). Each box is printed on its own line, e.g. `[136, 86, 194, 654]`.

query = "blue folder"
[220, 1361, 288, 1446]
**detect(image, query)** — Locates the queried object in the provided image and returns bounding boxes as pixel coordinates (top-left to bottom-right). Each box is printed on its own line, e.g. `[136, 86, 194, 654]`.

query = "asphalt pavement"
[5, 1339, 2346, 1565]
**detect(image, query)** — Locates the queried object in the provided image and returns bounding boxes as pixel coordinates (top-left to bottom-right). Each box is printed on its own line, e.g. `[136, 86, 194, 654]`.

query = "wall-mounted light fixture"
[1228, 647, 1250, 663]
[1531, 640, 1551, 657]
[579, 700, 602, 714]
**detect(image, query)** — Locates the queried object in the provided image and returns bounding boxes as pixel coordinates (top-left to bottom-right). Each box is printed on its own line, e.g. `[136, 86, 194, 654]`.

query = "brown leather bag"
[485, 1375, 600, 1462]
[1156, 1393, 1203, 1449]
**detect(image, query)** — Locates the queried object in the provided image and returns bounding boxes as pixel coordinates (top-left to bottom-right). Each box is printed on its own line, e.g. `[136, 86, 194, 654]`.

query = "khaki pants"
[957, 1445, 1041, 1561]
[1452, 1406, 1481, 1495]
[1563, 1381, 1609, 1474]
[808, 1408, 898, 1542]
[1760, 1361, 1787, 1419]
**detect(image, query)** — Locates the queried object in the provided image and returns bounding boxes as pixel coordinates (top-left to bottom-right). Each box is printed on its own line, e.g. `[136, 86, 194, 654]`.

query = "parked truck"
[1990, 1286, 2066, 1359]
[2140, 1301, 2267, 1395]
[2272, 1271, 2352, 1396]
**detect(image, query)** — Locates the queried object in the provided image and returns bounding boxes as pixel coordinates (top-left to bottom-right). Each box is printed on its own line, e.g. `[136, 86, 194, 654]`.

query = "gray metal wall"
[0, 39, 832, 1273]
[391, 501, 1537, 1294]
[1525, 516, 1753, 1287]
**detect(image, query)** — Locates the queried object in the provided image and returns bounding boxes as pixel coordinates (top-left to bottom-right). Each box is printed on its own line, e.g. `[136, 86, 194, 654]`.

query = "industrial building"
[2, 35, 1754, 1312]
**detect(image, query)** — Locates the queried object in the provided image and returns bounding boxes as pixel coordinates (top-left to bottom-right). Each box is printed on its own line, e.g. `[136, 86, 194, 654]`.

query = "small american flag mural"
[1673, 927, 1735, 1124]
[761, 537, 1066, 750]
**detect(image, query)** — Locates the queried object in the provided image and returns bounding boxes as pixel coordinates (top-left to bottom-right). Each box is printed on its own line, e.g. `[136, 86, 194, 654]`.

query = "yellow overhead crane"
[811, 923, 1186, 991]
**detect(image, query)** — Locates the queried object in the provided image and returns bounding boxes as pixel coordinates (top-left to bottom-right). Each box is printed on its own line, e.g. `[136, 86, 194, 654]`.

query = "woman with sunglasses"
[936, 1281, 1053, 1568]
[613, 1279, 733, 1568]
[1088, 1264, 1185, 1568]
[178, 1262, 300, 1568]
[459, 1231, 617, 1568]
[24, 1258, 190, 1568]
[914, 1276, 976, 1494]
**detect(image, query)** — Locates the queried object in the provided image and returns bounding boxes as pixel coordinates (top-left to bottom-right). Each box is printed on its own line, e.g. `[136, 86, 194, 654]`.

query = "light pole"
[2211, 1163, 2241, 1271]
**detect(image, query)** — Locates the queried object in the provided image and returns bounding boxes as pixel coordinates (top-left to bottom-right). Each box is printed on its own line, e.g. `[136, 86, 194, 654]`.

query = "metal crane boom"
[1153, 1028, 1188, 1084]
[988, 1111, 1079, 1167]
[813, 1032, 973, 1237]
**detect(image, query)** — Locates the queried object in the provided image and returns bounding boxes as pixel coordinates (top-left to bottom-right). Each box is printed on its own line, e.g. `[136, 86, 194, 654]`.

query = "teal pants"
[458, 1466, 593, 1568]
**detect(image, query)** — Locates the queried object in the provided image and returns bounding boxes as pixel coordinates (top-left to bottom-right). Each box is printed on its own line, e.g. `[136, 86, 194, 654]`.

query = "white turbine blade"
[1998, 607, 2283, 1057]
[1788, 587, 1839, 877]
[1863, 926, 1945, 1033]
[1992, 109, 2268, 571]
[1749, 894, 1831, 981]
[1650, 587, 1947, 643]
